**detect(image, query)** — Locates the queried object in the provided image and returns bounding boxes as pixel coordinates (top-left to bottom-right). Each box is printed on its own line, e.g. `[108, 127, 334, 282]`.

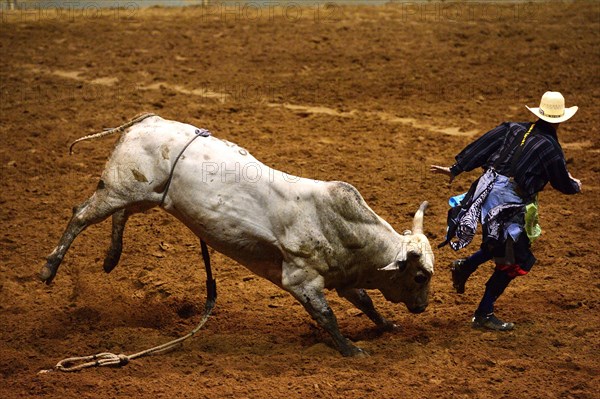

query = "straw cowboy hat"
[526, 91, 578, 123]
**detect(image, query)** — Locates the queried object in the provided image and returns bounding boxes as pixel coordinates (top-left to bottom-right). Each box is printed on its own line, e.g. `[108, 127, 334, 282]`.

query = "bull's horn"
[412, 201, 428, 235]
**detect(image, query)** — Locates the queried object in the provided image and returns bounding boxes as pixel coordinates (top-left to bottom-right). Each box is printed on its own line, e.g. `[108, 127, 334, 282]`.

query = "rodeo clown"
[431, 91, 582, 331]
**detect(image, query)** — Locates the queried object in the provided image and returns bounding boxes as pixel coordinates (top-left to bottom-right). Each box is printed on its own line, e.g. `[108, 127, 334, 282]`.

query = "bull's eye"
[414, 274, 428, 284]
[396, 260, 407, 272]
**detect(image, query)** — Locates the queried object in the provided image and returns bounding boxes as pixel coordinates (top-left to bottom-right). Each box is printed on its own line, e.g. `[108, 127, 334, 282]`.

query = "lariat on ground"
[39, 240, 216, 373]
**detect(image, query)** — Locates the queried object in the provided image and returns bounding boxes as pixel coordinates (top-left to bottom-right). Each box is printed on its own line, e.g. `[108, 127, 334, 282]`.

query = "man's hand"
[569, 172, 582, 191]
[430, 165, 455, 184]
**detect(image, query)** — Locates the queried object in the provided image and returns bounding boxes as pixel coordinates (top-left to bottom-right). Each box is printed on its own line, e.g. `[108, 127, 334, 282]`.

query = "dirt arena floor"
[1, 1, 599, 398]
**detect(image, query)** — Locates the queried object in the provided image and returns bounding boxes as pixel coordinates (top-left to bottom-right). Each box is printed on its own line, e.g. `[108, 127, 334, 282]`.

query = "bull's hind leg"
[102, 203, 154, 273]
[40, 190, 127, 285]
[337, 288, 397, 331]
[103, 209, 129, 273]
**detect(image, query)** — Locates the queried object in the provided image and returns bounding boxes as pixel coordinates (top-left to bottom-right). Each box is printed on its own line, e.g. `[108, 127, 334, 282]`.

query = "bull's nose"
[409, 304, 427, 314]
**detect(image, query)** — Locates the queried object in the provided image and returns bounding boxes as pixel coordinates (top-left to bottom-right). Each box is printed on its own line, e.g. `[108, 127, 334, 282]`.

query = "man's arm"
[430, 123, 508, 183]
[547, 158, 581, 194]
[453, 123, 508, 174]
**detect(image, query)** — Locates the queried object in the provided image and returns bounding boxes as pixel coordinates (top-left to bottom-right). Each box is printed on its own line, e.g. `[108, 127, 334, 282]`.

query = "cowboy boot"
[471, 312, 515, 331]
[451, 259, 470, 294]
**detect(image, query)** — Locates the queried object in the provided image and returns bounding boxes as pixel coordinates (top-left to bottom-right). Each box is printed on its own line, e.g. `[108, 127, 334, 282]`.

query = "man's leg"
[451, 248, 493, 294]
[471, 263, 528, 331]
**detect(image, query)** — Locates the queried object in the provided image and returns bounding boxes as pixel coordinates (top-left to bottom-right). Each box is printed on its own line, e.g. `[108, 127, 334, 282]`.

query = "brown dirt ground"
[1, 2, 599, 398]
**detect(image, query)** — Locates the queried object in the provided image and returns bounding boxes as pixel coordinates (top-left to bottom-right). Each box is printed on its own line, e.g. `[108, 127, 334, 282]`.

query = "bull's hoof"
[103, 247, 122, 274]
[342, 345, 370, 358]
[378, 322, 401, 333]
[351, 347, 370, 358]
[103, 257, 117, 274]
[39, 264, 55, 285]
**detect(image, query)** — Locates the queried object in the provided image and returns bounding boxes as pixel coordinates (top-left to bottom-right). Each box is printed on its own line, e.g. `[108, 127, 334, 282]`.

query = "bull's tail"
[412, 201, 429, 235]
[69, 113, 157, 154]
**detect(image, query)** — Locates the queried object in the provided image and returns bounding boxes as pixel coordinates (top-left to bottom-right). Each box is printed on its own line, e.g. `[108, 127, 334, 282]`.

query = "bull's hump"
[327, 181, 379, 224]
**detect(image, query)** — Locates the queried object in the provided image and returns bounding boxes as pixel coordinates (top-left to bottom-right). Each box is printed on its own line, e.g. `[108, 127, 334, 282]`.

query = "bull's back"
[159, 132, 291, 281]
[117, 118, 387, 284]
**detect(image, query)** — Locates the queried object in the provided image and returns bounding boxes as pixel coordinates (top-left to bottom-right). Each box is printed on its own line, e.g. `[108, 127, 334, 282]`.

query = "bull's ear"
[379, 260, 408, 272]
[379, 243, 409, 271]
[379, 262, 398, 271]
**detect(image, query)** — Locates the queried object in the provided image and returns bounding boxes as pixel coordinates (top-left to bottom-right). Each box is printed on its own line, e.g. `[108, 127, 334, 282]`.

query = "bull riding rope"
[39, 241, 216, 373]
[40, 120, 216, 373]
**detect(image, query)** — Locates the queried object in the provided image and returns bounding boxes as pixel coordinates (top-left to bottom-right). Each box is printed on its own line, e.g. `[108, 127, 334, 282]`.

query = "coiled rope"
[40, 240, 216, 373]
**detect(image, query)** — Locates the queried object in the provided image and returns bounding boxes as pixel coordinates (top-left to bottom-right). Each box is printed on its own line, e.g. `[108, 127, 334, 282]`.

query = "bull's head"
[377, 202, 434, 313]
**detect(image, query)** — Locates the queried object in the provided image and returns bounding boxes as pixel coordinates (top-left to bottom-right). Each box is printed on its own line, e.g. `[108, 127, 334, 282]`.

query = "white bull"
[40, 114, 434, 356]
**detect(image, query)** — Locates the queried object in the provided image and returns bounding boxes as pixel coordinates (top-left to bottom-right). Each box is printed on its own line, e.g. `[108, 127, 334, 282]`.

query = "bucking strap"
[160, 129, 211, 207]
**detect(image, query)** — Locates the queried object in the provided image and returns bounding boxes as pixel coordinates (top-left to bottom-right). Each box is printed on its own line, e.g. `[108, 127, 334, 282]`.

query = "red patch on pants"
[496, 263, 529, 278]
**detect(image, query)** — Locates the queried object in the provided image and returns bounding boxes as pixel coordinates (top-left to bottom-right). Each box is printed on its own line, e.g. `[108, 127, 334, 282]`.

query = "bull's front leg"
[337, 288, 397, 331]
[282, 264, 367, 357]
